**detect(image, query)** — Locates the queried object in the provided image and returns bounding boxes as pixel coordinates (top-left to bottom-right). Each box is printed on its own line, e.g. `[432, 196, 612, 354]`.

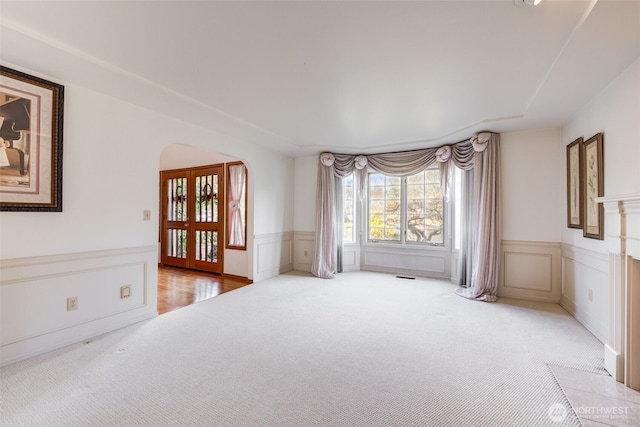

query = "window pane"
[369, 200, 384, 214]
[454, 167, 462, 250]
[406, 169, 444, 244]
[386, 176, 400, 186]
[343, 175, 355, 243]
[368, 173, 400, 242]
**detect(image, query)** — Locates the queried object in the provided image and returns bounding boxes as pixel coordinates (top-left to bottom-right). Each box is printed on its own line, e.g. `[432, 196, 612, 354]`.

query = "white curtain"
[312, 133, 501, 302]
[228, 164, 246, 247]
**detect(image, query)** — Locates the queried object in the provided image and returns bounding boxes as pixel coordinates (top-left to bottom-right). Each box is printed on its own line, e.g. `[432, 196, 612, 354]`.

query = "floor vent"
[395, 275, 415, 280]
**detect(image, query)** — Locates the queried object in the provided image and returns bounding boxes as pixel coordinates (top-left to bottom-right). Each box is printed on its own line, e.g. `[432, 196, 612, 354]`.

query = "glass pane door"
[192, 166, 223, 272]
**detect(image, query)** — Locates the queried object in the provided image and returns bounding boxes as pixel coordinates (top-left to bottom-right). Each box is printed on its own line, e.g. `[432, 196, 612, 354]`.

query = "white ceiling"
[1, 0, 639, 157]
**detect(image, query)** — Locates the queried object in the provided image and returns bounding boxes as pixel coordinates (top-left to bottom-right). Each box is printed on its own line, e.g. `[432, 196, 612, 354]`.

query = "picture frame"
[582, 133, 604, 239]
[0, 66, 64, 212]
[566, 137, 583, 229]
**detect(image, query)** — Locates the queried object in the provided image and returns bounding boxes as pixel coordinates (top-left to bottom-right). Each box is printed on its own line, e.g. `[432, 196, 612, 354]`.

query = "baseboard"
[604, 343, 625, 382]
[222, 273, 253, 284]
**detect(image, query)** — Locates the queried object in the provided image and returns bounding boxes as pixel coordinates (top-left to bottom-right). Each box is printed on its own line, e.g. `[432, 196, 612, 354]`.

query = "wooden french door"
[160, 165, 224, 274]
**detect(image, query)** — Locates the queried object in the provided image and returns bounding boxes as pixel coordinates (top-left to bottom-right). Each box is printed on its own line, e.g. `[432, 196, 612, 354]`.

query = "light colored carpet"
[0, 271, 606, 426]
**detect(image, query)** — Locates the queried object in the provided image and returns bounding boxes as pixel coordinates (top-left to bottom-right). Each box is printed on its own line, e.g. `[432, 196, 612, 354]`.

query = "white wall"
[562, 57, 640, 250]
[560, 57, 640, 342]
[294, 155, 318, 233]
[1, 85, 161, 258]
[293, 155, 318, 271]
[501, 129, 563, 243]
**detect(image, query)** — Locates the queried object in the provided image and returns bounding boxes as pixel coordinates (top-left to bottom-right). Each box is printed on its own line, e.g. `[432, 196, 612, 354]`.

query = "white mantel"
[597, 193, 640, 391]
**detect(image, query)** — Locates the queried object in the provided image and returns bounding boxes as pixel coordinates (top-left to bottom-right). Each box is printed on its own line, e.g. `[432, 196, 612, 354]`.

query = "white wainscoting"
[342, 243, 361, 272]
[0, 246, 158, 367]
[293, 231, 315, 272]
[450, 250, 460, 284]
[560, 244, 609, 343]
[361, 244, 451, 279]
[253, 232, 294, 282]
[292, 232, 360, 274]
[499, 241, 561, 302]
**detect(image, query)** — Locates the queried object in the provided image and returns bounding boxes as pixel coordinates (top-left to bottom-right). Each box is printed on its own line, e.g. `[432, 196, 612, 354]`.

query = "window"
[367, 167, 444, 245]
[343, 175, 355, 243]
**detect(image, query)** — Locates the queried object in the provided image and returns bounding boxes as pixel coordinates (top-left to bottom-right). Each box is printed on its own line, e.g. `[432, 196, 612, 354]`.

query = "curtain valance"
[316, 134, 488, 198]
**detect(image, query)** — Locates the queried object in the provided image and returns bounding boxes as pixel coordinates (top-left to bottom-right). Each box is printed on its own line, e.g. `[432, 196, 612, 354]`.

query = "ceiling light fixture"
[514, 0, 542, 6]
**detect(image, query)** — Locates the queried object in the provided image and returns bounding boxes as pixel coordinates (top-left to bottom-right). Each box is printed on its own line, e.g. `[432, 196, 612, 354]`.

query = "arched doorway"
[158, 144, 251, 313]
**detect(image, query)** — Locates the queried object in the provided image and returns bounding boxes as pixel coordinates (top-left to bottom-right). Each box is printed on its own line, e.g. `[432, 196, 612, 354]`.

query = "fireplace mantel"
[597, 193, 640, 390]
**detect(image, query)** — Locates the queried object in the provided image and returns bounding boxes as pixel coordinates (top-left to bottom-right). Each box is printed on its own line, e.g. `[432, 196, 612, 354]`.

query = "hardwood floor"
[157, 265, 251, 315]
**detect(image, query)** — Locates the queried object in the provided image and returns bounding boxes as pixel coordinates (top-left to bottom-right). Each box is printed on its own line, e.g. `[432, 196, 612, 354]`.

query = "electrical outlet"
[588, 289, 593, 301]
[143, 210, 151, 221]
[121, 285, 131, 299]
[67, 296, 78, 311]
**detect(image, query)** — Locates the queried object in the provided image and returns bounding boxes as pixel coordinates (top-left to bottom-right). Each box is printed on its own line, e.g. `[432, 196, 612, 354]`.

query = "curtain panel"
[228, 163, 246, 247]
[311, 133, 501, 302]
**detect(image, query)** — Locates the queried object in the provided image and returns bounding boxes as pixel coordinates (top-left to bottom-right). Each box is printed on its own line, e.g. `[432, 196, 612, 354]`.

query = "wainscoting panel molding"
[253, 232, 293, 282]
[0, 246, 158, 366]
[560, 244, 608, 344]
[342, 244, 361, 272]
[499, 241, 561, 302]
[361, 244, 450, 279]
[293, 231, 315, 272]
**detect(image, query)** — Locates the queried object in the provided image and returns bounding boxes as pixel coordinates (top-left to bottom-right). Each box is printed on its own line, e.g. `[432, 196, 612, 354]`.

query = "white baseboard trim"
[605, 343, 625, 382]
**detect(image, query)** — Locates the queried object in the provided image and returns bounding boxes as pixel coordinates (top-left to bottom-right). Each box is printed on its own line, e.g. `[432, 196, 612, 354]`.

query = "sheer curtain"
[311, 133, 501, 302]
[455, 135, 501, 301]
[228, 163, 246, 247]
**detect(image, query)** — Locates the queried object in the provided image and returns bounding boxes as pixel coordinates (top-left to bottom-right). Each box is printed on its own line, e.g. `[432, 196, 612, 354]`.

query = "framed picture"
[582, 133, 604, 239]
[0, 66, 64, 211]
[566, 137, 583, 229]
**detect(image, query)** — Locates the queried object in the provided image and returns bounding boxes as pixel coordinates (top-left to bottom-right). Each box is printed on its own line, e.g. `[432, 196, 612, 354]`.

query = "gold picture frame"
[566, 137, 583, 229]
[582, 133, 604, 239]
[0, 66, 64, 211]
